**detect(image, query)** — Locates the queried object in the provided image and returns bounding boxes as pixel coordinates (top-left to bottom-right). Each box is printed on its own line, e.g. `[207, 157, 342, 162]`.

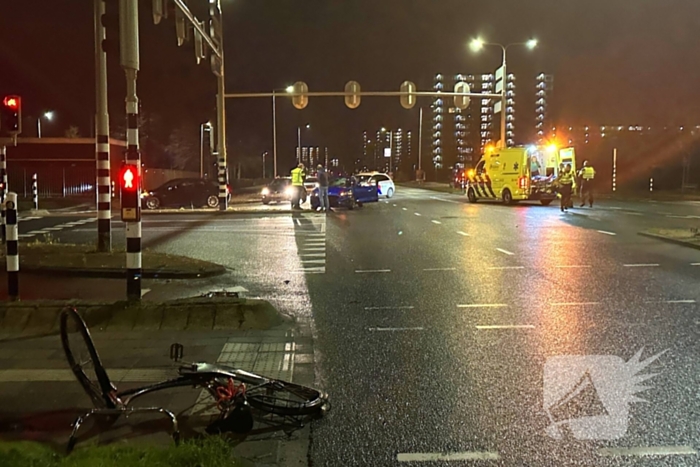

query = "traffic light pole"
[213, 0, 228, 211]
[95, 0, 111, 252]
[120, 0, 142, 300]
[0, 145, 6, 244]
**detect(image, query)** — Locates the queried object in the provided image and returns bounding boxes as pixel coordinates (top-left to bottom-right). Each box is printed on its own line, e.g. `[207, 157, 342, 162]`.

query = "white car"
[356, 172, 395, 199]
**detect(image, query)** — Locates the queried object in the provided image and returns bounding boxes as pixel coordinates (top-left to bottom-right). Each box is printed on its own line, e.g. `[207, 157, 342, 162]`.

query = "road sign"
[495, 65, 504, 94]
[400, 81, 416, 109]
[344, 81, 361, 109]
[292, 81, 309, 110]
[384, 148, 391, 158]
[453, 82, 471, 109]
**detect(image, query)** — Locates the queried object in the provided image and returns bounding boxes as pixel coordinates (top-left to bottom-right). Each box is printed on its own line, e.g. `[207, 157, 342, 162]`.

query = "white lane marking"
[291, 267, 326, 273]
[306, 233, 326, 237]
[302, 247, 326, 251]
[300, 253, 326, 257]
[43, 227, 64, 231]
[476, 325, 535, 330]
[556, 265, 592, 268]
[458, 304, 508, 308]
[53, 224, 73, 229]
[662, 300, 696, 304]
[368, 327, 424, 332]
[65, 221, 84, 226]
[301, 259, 325, 264]
[414, 212, 422, 216]
[431, 220, 442, 224]
[597, 230, 617, 236]
[624, 212, 643, 216]
[487, 266, 524, 270]
[550, 302, 601, 306]
[364, 306, 414, 310]
[402, 207, 407, 211]
[225, 286, 249, 293]
[141, 288, 151, 297]
[355, 269, 391, 273]
[294, 218, 301, 226]
[28, 230, 46, 235]
[18, 234, 35, 238]
[429, 196, 461, 204]
[392, 203, 397, 207]
[691, 263, 700, 266]
[496, 248, 514, 256]
[607, 207, 623, 210]
[397, 451, 500, 462]
[456, 231, 469, 236]
[19, 216, 41, 221]
[623, 263, 659, 268]
[597, 446, 697, 457]
[423, 267, 456, 271]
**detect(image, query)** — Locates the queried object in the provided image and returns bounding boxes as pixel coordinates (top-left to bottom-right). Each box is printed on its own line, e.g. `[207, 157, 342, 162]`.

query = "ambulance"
[465, 145, 577, 205]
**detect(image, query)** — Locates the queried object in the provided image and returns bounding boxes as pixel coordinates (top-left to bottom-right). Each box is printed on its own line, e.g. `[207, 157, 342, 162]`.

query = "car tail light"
[226, 185, 231, 194]
[518, 176, 528, 190]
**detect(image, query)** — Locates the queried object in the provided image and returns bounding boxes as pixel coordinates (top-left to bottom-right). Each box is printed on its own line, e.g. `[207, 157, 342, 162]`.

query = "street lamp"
[272, 86, 294, 178]
[200, 121, 212, 178]
[297, 123, 310, 163]
[262, 151, 268, 178]
[469, 37, 537, 148]
[37, 111, 54, 138]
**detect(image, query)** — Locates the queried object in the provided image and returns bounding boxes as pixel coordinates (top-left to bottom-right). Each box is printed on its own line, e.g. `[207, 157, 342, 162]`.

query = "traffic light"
[100, 0, 120, 55]
[120, 164, 141, 222]
[1, 95, 22, 135]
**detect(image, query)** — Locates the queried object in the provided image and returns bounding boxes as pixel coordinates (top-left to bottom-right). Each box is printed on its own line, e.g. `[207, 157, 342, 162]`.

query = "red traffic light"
[120, 164, 139, 192]
[3, 96, 20, 111]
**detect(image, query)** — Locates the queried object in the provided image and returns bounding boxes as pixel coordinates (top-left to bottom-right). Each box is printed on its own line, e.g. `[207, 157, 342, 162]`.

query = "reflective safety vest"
[291, 168, 304, 186]
[580, 166, 596, 180]
[558, 171, 574, 185]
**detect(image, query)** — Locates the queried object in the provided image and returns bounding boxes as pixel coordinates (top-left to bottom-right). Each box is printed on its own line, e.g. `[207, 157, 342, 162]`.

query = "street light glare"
[285, 85, 294, 93]
[470, 39, 484, 51]
[526, 39, 538, 49]
[44, 111, 54, 120]
[305, 123, 310, 129]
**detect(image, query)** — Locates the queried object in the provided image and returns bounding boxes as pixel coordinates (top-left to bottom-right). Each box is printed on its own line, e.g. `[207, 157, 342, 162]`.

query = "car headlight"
[284, 186, 294, 197]
[339, 190, 351, 197]
[261, 187, 270, 196]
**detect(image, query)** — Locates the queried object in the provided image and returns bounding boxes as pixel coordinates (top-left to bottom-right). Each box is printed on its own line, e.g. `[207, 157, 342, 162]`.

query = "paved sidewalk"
[0, 324, 316, 465]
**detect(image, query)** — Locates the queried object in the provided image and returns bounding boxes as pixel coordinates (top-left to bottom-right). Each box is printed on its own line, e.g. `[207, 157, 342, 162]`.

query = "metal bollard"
[0, 146, 6, 244]
[5, 192, 19, 301]
[32, 173, 38, 210]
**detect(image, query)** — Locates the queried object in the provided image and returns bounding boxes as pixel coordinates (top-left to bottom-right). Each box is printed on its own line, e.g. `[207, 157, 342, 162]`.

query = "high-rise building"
[432, 72, 552, 169]
[535, 73, 554, 142]
[360, 128, 412, 173]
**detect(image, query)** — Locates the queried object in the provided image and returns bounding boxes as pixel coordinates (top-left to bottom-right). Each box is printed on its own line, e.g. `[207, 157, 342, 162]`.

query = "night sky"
[2, 1, 700, 170]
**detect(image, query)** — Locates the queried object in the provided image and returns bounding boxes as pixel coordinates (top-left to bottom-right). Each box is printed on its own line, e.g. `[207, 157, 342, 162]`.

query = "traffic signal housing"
[120, 164, 141, 222]
[1, 95, 22, 135]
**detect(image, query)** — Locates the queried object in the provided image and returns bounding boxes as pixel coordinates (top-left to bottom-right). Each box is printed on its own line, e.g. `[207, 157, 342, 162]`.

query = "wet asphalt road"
[19, 190, 700, 465]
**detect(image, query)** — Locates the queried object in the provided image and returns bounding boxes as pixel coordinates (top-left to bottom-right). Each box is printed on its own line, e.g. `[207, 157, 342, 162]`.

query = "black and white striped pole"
[5, 192, 19, 301]
[31, 173, 38, 210]
[120, 0, 142, 300]
[0, 145, 7, 244]
[95, 0, 111, 252]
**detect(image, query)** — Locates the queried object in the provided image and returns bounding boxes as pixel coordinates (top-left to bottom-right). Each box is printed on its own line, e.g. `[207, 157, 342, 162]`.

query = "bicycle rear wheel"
[60, 308, 116, 409]
[246, 380, 327, 417]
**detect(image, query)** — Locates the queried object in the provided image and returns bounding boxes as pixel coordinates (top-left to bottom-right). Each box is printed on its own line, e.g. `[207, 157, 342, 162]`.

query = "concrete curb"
[142, 208, 295, 216]
[20, 265, 227, 279]
[0, 297, 292, 337]
[638, 231, 700, 251]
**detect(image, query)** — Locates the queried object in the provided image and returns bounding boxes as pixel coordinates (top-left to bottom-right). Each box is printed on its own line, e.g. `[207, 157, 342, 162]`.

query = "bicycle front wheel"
[60, 308, 116, 409]
[246, 380, 327, 417]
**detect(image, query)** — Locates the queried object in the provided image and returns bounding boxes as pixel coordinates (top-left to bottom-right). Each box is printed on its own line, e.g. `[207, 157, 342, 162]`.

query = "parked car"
[355, 172, 395, 198]
[261, 177, 294, 204]
[310, 177, 378, 210]
[142, 178, 231, 210]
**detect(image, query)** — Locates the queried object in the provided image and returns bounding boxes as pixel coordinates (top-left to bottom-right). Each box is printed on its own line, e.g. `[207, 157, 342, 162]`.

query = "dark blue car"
[310, 177, 378, 210]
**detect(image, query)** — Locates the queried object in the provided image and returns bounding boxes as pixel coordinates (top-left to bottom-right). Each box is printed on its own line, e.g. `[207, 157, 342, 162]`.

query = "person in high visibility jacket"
[578, 160, 596, 208]
[557, 164, 575, 212]
[290, 163, 306, 210]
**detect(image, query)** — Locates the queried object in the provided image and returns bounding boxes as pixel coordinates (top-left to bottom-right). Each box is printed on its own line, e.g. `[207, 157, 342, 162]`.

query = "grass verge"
[0, 243, 223, 274]
[0, 437, 242, 467]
